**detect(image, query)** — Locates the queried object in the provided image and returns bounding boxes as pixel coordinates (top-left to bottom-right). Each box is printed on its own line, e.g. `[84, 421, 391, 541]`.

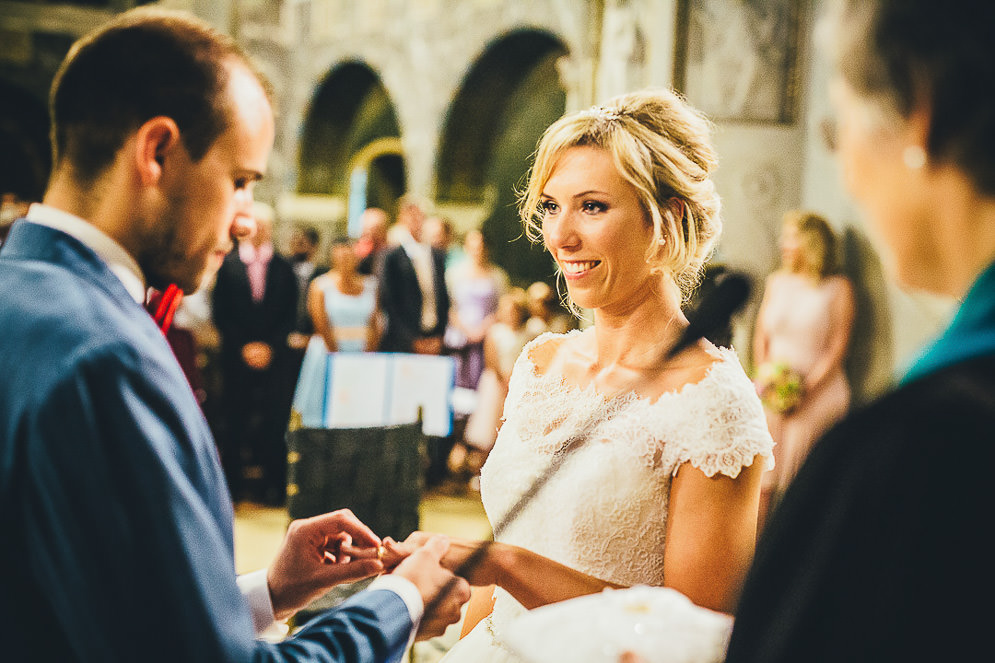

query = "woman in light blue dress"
[291, 239, 379, 428]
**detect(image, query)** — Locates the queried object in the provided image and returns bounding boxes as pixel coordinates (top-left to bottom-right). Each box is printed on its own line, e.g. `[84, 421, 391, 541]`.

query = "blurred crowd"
[2, 183, 856, 511]
[119, 194, 582, 506]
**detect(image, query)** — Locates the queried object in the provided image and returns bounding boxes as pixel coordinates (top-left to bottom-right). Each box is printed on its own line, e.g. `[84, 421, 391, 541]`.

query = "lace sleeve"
[658, 352, 775, 479]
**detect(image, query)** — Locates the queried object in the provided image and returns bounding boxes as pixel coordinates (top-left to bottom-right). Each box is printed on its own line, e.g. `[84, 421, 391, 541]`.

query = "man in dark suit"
[288, 223, 327, 345]
[378, 197, 452, 486]
[0, 9, 467, 662]
[378, 196, 450, 354]
[286, 223, 327, 415]
[212, 208, 298, 505]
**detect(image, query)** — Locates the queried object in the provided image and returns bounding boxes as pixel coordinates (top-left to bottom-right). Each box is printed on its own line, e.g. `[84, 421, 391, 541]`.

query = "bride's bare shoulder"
[648, 340, 727, 397]
[526, 329, 591, 377]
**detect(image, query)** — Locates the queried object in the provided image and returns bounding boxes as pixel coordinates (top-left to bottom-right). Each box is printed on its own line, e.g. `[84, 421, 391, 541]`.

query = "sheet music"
[388, 354, 455, 437]
[321, 352, 455, 436]
[324, 353, 391, 428]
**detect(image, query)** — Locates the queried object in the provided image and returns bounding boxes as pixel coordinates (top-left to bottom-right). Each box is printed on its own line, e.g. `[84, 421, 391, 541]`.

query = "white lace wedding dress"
[441, 331, 774, 662]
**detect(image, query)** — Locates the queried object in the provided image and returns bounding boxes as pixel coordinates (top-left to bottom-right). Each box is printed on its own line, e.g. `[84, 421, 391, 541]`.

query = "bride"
[394, 89, 773, 660]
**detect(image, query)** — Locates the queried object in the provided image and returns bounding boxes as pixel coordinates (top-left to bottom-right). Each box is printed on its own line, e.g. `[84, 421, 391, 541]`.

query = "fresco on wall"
[673, 0, 802, 124]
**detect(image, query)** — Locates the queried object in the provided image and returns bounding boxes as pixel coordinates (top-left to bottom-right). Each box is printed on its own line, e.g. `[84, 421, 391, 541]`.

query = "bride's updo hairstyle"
[520, 89, 722, 302]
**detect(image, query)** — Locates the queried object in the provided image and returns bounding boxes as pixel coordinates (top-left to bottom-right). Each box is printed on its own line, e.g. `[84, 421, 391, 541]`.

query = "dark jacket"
[211, 247, 298, 367]
[378, 243, 450, 352]
[727, 354, 995, 662]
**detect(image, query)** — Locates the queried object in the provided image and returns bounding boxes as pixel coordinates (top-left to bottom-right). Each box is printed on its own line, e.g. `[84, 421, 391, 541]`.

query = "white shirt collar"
[397, 226, 428, 257]
[26, 203, 147, 303]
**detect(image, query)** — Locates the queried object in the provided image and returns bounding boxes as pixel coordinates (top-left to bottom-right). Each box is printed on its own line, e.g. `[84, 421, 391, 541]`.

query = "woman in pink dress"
[753, 211, 855, 522]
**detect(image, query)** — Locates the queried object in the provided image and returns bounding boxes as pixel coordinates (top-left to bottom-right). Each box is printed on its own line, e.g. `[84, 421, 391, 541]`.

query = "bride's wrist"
[477, 542, 517, 587]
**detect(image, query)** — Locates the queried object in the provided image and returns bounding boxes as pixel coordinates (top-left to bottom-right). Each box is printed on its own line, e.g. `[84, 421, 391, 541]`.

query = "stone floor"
[233, 487, 491, 661]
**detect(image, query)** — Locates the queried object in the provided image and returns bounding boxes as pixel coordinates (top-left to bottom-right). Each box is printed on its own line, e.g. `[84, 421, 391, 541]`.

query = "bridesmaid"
[752, 210, 855, 520]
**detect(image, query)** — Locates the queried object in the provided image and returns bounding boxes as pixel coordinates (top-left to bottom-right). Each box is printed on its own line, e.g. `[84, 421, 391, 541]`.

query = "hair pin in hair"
[580, 106, 621, 122]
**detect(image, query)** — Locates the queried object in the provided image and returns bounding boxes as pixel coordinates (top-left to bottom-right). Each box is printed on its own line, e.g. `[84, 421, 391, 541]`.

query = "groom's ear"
[133, 116, 182, 187]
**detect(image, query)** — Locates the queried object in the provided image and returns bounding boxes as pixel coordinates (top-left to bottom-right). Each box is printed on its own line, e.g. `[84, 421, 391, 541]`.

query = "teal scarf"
[902, 260, 995, 384]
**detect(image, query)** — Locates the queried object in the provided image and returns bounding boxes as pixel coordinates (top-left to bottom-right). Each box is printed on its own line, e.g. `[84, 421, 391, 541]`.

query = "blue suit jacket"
[0, 221, 412, 662]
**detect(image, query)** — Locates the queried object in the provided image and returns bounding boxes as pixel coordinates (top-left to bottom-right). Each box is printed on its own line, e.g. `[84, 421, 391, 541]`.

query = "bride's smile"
[540, 145, 656, 311]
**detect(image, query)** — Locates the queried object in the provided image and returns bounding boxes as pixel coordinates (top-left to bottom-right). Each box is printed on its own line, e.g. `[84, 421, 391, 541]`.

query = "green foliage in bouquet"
[754, 361, 803, 414]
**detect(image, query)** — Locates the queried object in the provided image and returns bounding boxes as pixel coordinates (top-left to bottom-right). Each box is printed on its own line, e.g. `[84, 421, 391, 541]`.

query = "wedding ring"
[377, 545, 385, 562]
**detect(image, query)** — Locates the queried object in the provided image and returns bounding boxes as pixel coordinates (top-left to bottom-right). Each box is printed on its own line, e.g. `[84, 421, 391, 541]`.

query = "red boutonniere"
[147, 284, 184, 335]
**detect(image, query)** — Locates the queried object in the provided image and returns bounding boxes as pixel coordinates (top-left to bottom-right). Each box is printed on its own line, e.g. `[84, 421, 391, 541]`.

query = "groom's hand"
[267, 509, 385, 620]
[392, 535, 471, 640]
[388, 531, 493, 585]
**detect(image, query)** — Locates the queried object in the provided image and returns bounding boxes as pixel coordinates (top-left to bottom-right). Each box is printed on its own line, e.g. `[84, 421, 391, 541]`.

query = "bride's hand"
[387, 532, 495, 583]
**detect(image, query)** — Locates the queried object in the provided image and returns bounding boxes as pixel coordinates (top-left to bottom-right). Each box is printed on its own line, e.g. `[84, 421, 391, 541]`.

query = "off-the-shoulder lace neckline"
[520, 329, 744, 408]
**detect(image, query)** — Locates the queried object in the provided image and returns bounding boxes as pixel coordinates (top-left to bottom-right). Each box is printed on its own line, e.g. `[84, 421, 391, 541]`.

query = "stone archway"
[435, 29, 569, 287]
[297, 61, 405, 235]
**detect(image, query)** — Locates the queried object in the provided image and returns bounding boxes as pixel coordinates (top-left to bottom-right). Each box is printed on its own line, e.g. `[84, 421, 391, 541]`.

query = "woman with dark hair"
[752, 210, 854, 520]
[290, 238, 380, 428]
[725, 1, 995, 660]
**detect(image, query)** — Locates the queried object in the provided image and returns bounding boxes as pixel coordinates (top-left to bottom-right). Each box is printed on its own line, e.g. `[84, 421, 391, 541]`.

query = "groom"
[0, 8, 468, 662]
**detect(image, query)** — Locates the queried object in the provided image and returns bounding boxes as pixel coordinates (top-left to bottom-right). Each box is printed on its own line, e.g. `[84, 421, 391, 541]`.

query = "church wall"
[3, 0, 960, 396]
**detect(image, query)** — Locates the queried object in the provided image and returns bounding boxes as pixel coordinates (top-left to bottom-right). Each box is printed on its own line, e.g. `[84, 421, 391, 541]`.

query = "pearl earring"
[903, 145, 927, 170]
[657, 236, 666, 246]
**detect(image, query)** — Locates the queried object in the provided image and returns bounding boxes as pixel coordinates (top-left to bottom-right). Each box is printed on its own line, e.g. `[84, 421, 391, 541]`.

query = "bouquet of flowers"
[754, 361, 803, 414]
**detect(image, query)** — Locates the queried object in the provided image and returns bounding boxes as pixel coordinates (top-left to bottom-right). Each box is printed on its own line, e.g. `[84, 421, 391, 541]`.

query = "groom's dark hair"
[49, 7, 271, 187]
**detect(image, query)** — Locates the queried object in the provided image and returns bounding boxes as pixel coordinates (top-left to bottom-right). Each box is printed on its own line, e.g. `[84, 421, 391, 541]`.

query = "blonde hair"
[783, 210, 839, 279]
[519, 89, 722, 301]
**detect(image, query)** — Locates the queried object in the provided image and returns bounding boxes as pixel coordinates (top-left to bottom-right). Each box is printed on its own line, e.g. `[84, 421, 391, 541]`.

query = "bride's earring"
[903, 145, 927, 170]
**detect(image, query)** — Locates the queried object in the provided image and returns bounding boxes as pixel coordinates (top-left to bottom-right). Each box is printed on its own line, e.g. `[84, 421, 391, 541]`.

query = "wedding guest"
[752, 210, 854, 523]
[725, 1, 995, 660]
[378, 195, 450, 355]
[173, 271, 224, 432]
[287, 224, 326, 349]
[439, 229, 507, 489]
[291, 238, 380, 428]
[389, 89, 774, 661]
[444, 229, 509, 392]
[212, 208, 298, 505]
[378, 197, 453, 488]
[686, 262, 735, 347]
[285, 224, 327, 431]
[356, 206, 389, 278]
[452, 287, 535, 484]
[0, 8, 468, 661]
[524, 279, 574, 338]
[425, 215, 465, 269]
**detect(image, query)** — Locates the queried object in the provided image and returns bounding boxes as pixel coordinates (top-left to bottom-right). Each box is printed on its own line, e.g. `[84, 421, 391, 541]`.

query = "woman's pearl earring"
[903, 145, 927, 170]
[657, 236, 667, 246]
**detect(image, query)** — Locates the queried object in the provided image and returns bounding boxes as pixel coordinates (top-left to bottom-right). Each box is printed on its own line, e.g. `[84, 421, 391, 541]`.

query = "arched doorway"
[298, 62, 404, 237]
[435, 30, 569, 287]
